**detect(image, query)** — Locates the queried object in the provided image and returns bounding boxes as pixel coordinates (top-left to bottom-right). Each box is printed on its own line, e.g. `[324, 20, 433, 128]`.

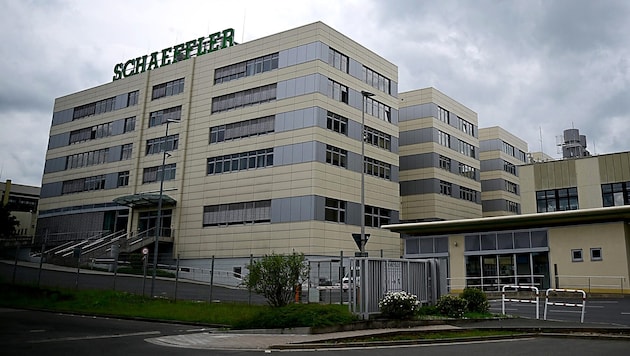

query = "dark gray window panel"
[314, 195, 326, 221]
[274, 141, 318, 166]
[481, 178, 504, 192]
[390, 210, 400, 224]
[276, 73, 319, 100]
[111, 118, 126, 135]
[390, 108, 399, 125]
[348, 57, 363, 79]
[51, 108, 73, 126]
[400, 153, 436, 171]
[48, 132, 70, 149]
[278, 41, 325, 69]
[480, 158, 503, 171]
[108, 145, 122, 163]
[104, 172, 119, 189]
[391, 136, 399, 154]
[114, 93, 129, 110]
[400, 178, 440, 196]
[43, 157, 67, 173]
[348, 119, 362, 142]
[275, 107, 320, 132]
[347, 151, 362, 173]
[345, 201, 361, 226]
[390, 166, 400, 183]
[452, 185, 481, 204]
[482, 199, 520, 213]
[399, 103, 437, 122]
[399, 127, 434, 146]
[480, 138, 501, 152]
[40, 182, 63, 198]
[271, 196, 316, 223]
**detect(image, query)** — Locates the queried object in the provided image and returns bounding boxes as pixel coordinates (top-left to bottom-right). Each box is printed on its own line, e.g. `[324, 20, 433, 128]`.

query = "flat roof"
[383, 205, 630, 236]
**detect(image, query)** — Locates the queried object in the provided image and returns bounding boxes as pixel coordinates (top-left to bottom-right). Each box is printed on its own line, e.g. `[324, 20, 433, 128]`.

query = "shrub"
[233, 303, 357, 329]
[460, 287, 490, 314]
[378, 291, 420, 319]
[435, 294, 468, 318]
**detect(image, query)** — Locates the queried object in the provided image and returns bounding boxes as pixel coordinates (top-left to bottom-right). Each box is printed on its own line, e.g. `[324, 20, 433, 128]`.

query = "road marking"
[621, 312, 630, 315]
[28, 331, 160, 344]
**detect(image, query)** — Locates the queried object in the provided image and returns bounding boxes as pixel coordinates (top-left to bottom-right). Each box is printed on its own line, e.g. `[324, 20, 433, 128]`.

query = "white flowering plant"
[378, 291, 420, 319]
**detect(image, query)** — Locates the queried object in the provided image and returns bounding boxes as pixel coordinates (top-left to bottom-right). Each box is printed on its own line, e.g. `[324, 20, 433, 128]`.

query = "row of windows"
[207, 148, 274, 175]
[439, 155, 451, 171]
[460, 186, 476, 202]
[506, 200, 519, 213]
[438, 130, 450, 147]
[602, 182, 630, 207]
[146, 134, 178, 155]
[327, 111, 348, 135]
[405, 236, 449, 255]
[437, 106, 449, 123]
[459, 163, 476, 180]
[210, 115, 274, 143]
[326, 145, 347, 167]
[459, 141, 476, 158]
[328, 48, 349, 73]
[69, 117, 135, 144]
[365, 157, 391, 180]
[142, 163, 176, 183]
[325, 198, 346, 223]
[504, 160, 517, 175]
[66, 148, 110, 169]
[60, 170, 129, 195]
[572, 248, 602, 262]
[211, 84, 277, 113]
[72, 91, 138, 120]
[362, 66, 391, 95]
[203, 200, 271, 226]
[328, 79, 348, 103]
[458, 117, 475, 137]
[214, 53, 279, 84]
[365, 205, 391, 227]
[152, 78, 184, 100]
[365, 126, 391, 150]
[505, 180, 518, 194]
[364, 96, 391, 122]
[465, 230, 548, 251]
[149, 106, 182, 128]
[3, 196, 38, 212]
[440, 180, 452, 195]
[502, 141, 527, 162]
[536, 187, 578, 213]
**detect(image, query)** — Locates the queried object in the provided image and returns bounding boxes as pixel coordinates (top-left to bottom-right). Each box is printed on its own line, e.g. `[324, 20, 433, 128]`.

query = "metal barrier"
[501, 285, 540, 319]
[544, 288, 587, 323]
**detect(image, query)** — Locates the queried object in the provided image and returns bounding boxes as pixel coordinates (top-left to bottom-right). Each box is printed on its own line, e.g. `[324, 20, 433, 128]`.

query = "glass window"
[590, 248, 602, 261]
[572, 249, 583, 262]
[465, 234, 480, 251]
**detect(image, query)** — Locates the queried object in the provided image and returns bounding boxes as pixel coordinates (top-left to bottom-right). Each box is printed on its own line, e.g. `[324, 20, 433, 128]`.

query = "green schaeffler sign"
[113, 28, 235, 81]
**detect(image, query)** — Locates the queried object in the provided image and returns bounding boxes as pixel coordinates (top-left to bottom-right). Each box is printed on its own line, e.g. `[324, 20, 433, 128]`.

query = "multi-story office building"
[398, 88, 481, 222]
[1, 180, 39, 238]
[38, 22, 402, 271]
[479, 126, 528, 216]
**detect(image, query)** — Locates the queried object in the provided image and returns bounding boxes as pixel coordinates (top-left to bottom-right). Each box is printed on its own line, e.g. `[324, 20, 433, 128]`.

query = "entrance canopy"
[113, 193, 176, 208]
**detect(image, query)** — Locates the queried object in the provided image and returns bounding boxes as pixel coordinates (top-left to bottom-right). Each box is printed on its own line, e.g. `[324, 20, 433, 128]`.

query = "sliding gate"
[348, 257, 445, 319]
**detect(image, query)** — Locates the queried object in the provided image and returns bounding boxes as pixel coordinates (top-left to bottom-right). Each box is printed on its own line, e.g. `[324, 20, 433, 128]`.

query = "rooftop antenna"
[539, 126, 543, 153]
[242, 9, 246, 43]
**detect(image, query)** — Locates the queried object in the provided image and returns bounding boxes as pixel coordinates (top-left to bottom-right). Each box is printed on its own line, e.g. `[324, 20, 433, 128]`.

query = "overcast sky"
[1, 0, 629, 186]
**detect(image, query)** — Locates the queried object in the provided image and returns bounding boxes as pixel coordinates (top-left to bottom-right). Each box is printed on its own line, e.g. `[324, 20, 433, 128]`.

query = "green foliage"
[0, 204, 19, 237]
[460, 287, 490, 313]
[233, 303, 357, 329]
[378, 291, 420, 319]
[243, 252, 309, 307]
[435, 294, 468, 318]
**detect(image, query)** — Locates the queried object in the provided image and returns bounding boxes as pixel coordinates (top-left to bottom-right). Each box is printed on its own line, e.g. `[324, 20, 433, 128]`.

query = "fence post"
[209, 255, 215, 302]
[174, 254, 180, 301]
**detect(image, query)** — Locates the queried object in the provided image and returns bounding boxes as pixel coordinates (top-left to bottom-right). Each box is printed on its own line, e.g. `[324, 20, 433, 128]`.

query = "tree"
[0, 204, 19, 238]
[243, 252, 309, 307]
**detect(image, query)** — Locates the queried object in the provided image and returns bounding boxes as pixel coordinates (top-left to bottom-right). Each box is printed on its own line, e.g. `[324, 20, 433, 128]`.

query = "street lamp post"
[150, 118, 179, 297]
[360, 90, 374, 255]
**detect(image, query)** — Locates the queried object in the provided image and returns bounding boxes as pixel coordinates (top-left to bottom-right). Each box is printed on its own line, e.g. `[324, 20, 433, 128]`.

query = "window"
[437, 106, 449, 124]
[506, 200, 519, 213]
[601, 182, 630, 207]
[516, 150, 527, 162]
[211, 84, 277, 113]
[117, 171, 130, 187]
[438, 131, 450, 148]
[203, 200, 271, 226]
[210, 115, 274, 143]
[459, 163, 477, 180]
[124, 117, 136, 133]
[459, 141, 476, 158]
[364, 96, 391, 122]
[460, 186, 476, 202]
[364, 126, 391, 150]
[503, 161, 517, 175]
[72, 90, 137, 121]
[146, 134, 179, 155]
[143, 163, 176, 183]
[590, 248, 602, 261]
[505, 180, 518, 194]
[439, 180, 452, 196]
[326, 145, 347, 167]
[121, 143, 133, 160]
[326, 111, 348, 135]
[439, 155, 451, 171]
[572, 249, 583, 262]
[152, 78, 185, 100]
[364, 157, 391, 180]
[362, 66, 391, 94]
[207, 148, 273, 175]
[66, 148, 109, 169]
[61, 175, 106, 195]
[458, 117, 475, 136]
[214, 53, 278, 84]
[327, 79, 348, 103]
[536, 187, 578, 212]
[365, 206, 391, 227]
[128, 91, 139, 106]
[328, 48, 349, 73]
[502, 141, 515, 156]
[149, 106, 182, 127]
[325, 198, 346, 223]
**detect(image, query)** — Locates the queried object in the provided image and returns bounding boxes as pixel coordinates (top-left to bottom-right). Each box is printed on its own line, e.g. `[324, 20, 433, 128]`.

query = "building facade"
[39, 22, 402, 271]
[479, 126, 528, 217]
[398, 88, 481, 222]
[1, 180, 39, 238]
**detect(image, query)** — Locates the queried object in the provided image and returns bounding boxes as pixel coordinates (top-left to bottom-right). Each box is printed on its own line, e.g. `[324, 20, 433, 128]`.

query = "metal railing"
[555, 275, 626, 294]
[448, 274, 545, 292]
